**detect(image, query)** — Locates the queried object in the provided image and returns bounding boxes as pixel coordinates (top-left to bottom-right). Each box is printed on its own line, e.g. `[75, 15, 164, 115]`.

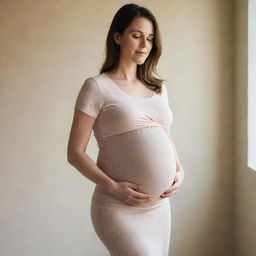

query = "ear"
[113, 32, 121, 45]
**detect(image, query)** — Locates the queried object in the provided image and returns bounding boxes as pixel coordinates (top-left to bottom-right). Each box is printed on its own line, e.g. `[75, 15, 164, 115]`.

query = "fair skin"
[104, 19, 154, 97]
[67, 17, 184, 206]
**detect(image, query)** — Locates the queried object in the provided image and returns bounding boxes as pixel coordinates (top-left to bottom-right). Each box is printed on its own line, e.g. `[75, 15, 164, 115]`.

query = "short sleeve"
[74, 77, 103, 118]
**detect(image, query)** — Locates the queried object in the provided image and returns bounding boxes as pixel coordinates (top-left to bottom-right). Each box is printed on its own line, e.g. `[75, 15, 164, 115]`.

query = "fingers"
[162, 183, 178, 195]
[160, 188, 179, 198]
[126, 196, 152, 205]
[168, 177, 181, 192]
[160, 181, 180, 198]
[126, 190, 152, 206]
[159, 176, 182, 199]
[129, 183, 142, 191]
[126, 183, 152, 206]
[169, 184, 179, 194]
[132, 190, 151, 199]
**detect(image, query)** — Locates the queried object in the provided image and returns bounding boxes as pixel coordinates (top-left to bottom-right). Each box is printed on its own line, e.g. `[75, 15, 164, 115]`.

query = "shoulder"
[74, 75, 105, 116]
[83, 73, 107, 91]
[91, 73, 106, 86]
[81, 76, 98, 88]
[79, 74, 103, 94]
[79, 72, 115, 96]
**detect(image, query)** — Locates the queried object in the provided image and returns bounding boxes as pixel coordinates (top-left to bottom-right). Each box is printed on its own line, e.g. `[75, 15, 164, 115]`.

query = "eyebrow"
[130, 30, 154, 36]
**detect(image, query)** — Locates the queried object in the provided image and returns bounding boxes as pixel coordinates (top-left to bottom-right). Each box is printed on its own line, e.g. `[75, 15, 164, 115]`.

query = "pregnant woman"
[67, 3, 184, 256]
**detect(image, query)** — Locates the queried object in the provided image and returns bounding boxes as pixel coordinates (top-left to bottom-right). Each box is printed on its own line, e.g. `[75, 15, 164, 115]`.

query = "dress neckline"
[102, 72, 156, 100]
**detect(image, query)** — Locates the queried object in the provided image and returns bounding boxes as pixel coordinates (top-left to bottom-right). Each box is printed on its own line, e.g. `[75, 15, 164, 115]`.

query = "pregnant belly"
[96, 126, 176, 200]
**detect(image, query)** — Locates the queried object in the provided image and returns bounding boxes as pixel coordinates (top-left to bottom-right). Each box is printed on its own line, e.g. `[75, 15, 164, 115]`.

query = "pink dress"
[74, 72, 176, 256]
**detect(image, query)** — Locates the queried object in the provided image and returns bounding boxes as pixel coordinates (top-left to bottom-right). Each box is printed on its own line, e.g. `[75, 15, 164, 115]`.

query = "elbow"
[67, 148, 84, 165]
[67, 153, 74, 165]
[67, 148, 77, 165]
[67, 155, 74, 165]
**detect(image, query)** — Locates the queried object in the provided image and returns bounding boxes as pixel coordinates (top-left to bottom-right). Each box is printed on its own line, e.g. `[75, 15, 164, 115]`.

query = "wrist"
[102, 179, 118, 195]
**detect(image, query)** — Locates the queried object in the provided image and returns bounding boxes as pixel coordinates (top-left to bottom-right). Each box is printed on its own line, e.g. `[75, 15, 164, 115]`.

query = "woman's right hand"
[108, 181, 152, 206]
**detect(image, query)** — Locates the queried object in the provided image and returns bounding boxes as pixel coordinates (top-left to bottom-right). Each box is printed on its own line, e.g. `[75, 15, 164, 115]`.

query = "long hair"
[99, 3, 165, 94]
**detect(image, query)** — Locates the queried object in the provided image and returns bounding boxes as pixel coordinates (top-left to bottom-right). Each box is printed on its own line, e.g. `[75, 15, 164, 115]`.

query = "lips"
[136, 51, 147, 54]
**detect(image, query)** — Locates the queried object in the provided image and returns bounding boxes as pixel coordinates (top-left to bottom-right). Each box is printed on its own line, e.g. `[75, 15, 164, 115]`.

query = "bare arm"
[67, 109, 152, 205]
[163, 126, 184, 173]
[67, 109, 117, 193]
[159, 125, 185, 198]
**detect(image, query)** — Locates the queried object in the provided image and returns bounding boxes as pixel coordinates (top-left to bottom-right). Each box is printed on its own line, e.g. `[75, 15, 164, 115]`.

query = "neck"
[111, 58, 138, 81]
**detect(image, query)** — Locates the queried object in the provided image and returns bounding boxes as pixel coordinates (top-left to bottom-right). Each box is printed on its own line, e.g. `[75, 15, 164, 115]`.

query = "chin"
[134, 59, 146, 65]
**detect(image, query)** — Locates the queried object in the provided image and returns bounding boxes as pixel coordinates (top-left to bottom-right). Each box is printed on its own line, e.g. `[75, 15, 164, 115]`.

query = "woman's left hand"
[160, 169, 184, 198]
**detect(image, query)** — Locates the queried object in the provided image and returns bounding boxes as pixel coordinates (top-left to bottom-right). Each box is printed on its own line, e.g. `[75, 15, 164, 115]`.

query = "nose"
[140, 37, 147, 48]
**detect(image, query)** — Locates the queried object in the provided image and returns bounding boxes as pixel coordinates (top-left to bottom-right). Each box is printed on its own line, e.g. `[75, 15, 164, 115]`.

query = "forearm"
[68, 151, 117, 193]
[169, 138, 183, 172]
[163, 126, 184, 173]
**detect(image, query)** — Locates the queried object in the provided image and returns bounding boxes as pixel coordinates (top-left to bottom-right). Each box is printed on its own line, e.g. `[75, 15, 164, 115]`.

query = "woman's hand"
[108, 181, 152, 206]
[160, 169, 184, 198]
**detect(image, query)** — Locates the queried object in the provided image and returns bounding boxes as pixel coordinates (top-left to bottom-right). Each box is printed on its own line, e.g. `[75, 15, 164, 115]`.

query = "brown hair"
[99, 3, 165, 94]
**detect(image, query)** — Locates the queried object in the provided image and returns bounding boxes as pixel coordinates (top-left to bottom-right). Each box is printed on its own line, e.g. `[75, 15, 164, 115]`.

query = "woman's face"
[114, 17, 154, 65]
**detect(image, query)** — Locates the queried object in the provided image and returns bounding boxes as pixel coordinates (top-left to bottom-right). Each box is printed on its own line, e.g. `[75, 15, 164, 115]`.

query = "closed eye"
[133, 35, 154, 41]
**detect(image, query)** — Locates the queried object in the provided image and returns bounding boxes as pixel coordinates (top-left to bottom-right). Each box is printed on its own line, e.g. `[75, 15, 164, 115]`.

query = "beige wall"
[0, 0, 244, 255]
[235, 0, 256, 255]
